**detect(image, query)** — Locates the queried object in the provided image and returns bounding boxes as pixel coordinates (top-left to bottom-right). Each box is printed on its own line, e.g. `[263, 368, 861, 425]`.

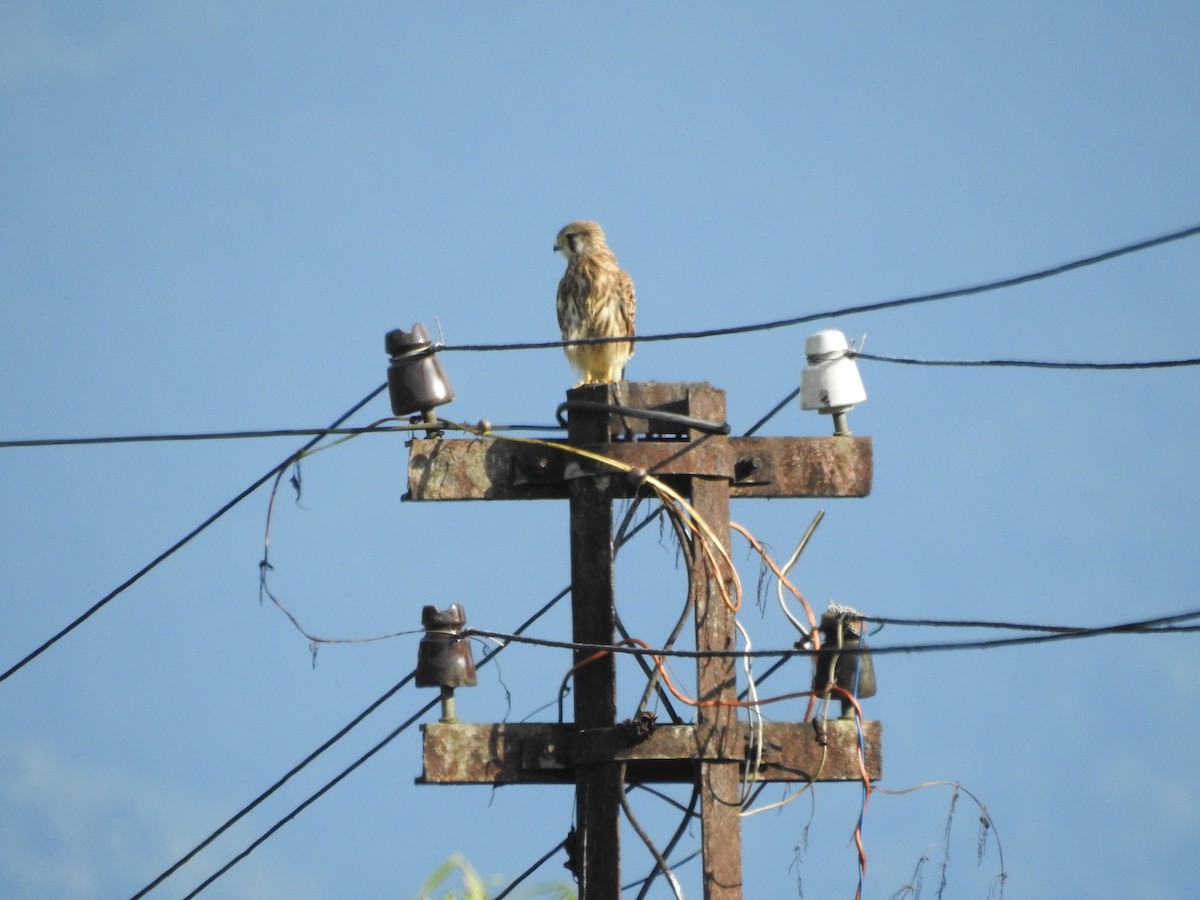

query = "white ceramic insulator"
[800, 329, 867, 411]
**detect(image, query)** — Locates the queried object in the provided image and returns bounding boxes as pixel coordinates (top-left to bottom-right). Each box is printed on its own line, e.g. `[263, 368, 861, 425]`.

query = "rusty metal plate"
[728, 435, 873, 498]
[405, 436, 872, 501]
[418, 720, 881, 785]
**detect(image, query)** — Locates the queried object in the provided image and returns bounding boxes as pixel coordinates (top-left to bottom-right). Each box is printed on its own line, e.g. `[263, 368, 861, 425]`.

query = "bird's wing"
[619, 268, 636, 338]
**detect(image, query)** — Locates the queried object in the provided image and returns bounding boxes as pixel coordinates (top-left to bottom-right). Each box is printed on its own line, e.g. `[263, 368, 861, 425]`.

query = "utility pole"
[408, 382, 881, 898]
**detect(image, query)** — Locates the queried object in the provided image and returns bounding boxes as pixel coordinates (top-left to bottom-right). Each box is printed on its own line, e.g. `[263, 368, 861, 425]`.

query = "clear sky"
[2, 3, 1198, 898]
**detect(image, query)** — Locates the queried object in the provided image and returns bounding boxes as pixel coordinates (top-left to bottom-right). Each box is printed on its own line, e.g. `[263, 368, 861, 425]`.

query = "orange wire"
[729, 521, 820, 636]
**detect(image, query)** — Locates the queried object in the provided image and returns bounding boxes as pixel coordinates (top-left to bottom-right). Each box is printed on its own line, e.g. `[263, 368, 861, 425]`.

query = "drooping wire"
[875, 781, 1006, 898]
[442, 222, 1200, 354]
[633, 503, 696, 718]
[1, 383, 389, 685]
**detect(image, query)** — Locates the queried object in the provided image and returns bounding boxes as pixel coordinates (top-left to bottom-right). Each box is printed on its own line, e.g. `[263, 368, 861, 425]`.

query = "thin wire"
[775, 512, 825, 639]
[0, 421, 562, 450]
[492, 838, 569, 900]
[870, 614, 1107, 632]
[13, 343, 1196, 454]
[634, 788, 699, 900]
[735, 617, 765, 804]
[855, 351, 1200, 370]
[613, 500, 686, 725]
[634, 504, 696, 717]
[618, 764, 684, 900]
[874, 780, 1006, 896]
[623, 851, 702, 893]
[130, 667, 420, 898]
[467, 605, 1200, 658]
[443, 222, 1200, 353]
[1, 383, 389, 685]
[178, 695, 439, 900]
[742, 387, 799, 437]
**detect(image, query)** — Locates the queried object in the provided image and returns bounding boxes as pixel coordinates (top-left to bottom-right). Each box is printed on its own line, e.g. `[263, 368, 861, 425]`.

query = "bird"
[553, 220, 636, 385]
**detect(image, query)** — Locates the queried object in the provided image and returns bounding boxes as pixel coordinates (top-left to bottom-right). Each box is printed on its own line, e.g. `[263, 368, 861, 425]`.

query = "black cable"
[855, 352, 1200, 370]
[634, 787, 699, 900]
[469, 606, 1200, 658]
[493, 838, 570, 900]
[555, 401, 731, 435]
[618, 764, 681, 899]
[869, 614, 1103, 632]
[178, 693, 440, 900]
[742, 387, 800, 437]
[0, 425, 412, 449]
[443, 222, 1200, 353]
[1, 383, 389, 685]
[623, 850, 702, 893]
[131, 668, 419, 898]
[0, 421, 563, 450]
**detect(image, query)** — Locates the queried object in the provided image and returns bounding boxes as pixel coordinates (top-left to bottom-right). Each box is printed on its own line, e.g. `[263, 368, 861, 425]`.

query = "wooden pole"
[685, 385, 744, 898]
[566, 384, 621, 898]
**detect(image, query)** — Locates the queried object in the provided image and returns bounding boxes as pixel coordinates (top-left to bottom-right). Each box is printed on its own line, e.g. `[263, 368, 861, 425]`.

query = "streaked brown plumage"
[553, 220, 636, 384]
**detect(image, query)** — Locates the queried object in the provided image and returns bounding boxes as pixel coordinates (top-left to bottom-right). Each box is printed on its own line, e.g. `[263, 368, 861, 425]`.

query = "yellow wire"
[441, 420, 744, 612]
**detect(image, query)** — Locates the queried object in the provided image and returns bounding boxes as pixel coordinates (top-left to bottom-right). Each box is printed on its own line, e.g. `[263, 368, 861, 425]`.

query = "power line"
[0, 384, 388, 685]
[7, 344, 1197, 454]
[0, 421, 562, 450]
[855, 352, 1200, 370]
[130, 668, 418, 898]
[177, 693, 440, 900]
[468, 606, 1200, 658]
[442, 222, 1200, 353]
[9, 224, 1199, 454]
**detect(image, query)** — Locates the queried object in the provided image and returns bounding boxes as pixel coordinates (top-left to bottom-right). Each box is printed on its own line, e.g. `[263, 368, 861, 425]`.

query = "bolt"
[439, 686, 457, 723]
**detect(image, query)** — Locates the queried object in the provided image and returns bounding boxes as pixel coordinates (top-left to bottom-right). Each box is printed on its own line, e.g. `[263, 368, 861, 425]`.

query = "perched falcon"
[553, 220, 636, 384]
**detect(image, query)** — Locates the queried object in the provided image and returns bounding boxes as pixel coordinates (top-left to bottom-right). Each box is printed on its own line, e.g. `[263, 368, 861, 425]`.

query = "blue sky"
[2, 3, 1198, 898]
